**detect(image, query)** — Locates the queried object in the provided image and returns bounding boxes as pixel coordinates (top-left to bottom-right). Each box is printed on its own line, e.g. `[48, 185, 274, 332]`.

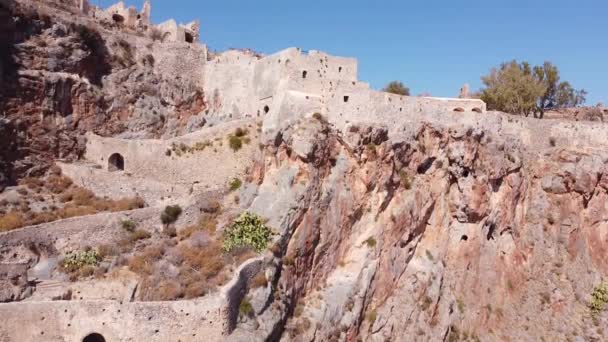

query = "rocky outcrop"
[0, 0, 206, 188]
[229, 114, 608, 341]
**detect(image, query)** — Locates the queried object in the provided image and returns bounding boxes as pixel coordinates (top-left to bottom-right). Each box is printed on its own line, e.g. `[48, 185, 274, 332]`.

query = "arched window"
[108, 153, 124, 171]
[112, 14, 124, 24]
[83, 333, 106, 342]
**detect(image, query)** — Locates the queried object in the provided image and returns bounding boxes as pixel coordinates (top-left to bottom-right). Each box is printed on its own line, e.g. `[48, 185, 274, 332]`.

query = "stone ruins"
[0, 0, 495, 341]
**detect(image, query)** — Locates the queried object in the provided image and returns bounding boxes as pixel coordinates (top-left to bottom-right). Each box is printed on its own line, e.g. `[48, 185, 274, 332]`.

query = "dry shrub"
[19, 177, 44, 190]
[141, 243, 166, 261]
[119, 229, 152, 250]
[29, 211, 59, 225]
[0, 212, 25, 232]
[98, 244, 119, 259]
[128, 254, 154, 276]
[155, 280, 183, 300]
[178, 241, 225, 279]
[178, 214, 217, 240]
[58, 204, 98, 219]
[250, 271, 268, 288]
[49, 165, 62, 176]
[70, 188, 95, 206]
[45, 175, 73, 194]
[230, 246, 258, 265]
[109, 196, 145, 212]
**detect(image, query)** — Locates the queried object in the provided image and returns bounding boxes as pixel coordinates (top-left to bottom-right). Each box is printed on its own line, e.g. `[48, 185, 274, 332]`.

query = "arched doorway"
[83, 333, 106, 342]
[108, 153, 124, 172]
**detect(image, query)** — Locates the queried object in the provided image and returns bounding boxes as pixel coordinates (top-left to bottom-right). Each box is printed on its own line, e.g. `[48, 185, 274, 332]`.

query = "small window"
[263, 105, 270, 114]
[472, 107, 482, 113]
[339, 66, 342, 73]
[343, 96, 349, 103]
[185, 32, 194, 43]
[302, 70, 307, 79]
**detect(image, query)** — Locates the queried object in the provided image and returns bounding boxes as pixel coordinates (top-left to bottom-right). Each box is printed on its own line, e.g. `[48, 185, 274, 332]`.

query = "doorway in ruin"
[185, 32, 194, 43]
[112, 14, 124, 24]
[83, 333, 106, 342]
[108, 153, 124, 172]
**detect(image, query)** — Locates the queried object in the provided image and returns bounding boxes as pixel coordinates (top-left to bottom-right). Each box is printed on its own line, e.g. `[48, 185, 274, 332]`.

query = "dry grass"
[250, 271, 268, 288]
[178, 214, 217, 240]
[0, 174, 145, 232]
[45, 175, 73, 194]
[0, 212, 26, 232]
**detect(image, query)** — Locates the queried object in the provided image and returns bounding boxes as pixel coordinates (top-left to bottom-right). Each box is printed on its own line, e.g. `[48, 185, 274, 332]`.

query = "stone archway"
[83, 333, 106, 342]
[108, 153, 124, 172]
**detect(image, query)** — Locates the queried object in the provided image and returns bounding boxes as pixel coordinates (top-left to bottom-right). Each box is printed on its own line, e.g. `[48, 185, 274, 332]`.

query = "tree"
[480, 60, 545, 116]
[383, 81, 410, 96]
[480, 60, 586, 117]
[533, 62, 586, 117]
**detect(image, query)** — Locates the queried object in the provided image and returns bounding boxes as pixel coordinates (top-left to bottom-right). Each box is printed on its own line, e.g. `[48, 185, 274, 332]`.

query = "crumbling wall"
[82, 120, 257, 194]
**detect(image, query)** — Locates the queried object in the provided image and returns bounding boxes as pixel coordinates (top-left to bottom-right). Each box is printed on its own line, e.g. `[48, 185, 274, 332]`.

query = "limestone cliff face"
[0, 0, 206, 187]
[232, 115, 608, 341]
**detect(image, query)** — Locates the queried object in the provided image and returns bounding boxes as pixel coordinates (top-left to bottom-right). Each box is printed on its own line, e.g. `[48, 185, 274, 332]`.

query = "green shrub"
[229, 178, 242, 192]
[364, 237, 377, 248]
[60, 250, 100, 272]
[161, 205, 182, 225]
[383, 81, 410, 96]
[121, 219, 136, 232]
[228, 135, 243, 152]
[589, 282, 608, 315]
[239, 297, 254, 318]
[223, 212, 273, 253]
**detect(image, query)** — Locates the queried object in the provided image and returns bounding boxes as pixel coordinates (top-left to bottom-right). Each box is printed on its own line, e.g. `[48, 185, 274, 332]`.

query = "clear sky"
[97, 0, 607, 105]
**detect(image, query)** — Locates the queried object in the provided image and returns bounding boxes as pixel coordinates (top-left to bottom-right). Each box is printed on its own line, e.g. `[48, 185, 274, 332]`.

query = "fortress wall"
[152, 41, 207, 87]
[204, 51, 260, 120]
[84, 120, 258, 187]
[262, 91, 323, 142]
[0, 298, 224, 342]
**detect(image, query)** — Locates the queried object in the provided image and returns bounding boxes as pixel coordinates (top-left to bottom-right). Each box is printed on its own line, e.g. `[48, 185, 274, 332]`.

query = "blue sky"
[97, 0, 607, 104]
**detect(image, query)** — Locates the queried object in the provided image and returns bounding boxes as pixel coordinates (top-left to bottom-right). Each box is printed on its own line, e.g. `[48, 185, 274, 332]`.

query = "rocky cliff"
[1, 0, 607, 341]
[231, 113, 608, 341]
[0, 0, 206, 189]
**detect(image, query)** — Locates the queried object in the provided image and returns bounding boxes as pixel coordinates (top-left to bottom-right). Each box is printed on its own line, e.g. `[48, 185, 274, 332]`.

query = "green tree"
[533, 62, 586, 117]
[480, 60, 545, 116]
[480, 60, 586, 117]
[383, 81, 410, 96]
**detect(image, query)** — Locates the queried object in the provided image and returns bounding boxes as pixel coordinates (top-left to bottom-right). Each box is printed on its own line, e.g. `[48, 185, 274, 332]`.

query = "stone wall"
[76, 120, 258, 203]
[0, 298, 223, 341]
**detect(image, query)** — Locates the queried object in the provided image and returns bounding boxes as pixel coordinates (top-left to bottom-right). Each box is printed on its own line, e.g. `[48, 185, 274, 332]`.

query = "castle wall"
[0, 299, 224, 342]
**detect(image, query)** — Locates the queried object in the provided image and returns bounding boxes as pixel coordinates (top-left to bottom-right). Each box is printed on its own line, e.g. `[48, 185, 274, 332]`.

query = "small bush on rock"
[121, 219, 136, 232]
[229, 178, 242, 191]
[223, 212, 273, 253]
[60, 250, 100, 273]
[589, 282, 608, 315]
[161, 205, 182, 225]
[229, 135, 243, 152]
